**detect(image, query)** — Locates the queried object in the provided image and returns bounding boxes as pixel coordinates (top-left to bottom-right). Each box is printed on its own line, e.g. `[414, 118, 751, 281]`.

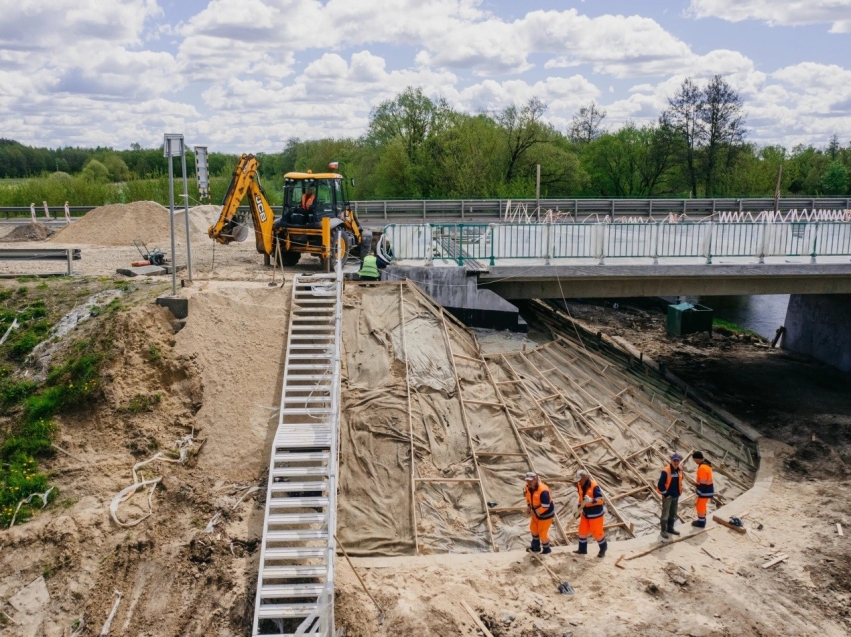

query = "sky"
[1, 0, 849, 153]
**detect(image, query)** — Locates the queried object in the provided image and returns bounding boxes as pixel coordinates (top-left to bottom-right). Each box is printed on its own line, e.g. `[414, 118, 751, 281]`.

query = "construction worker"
[575, 469, 607, 558]
[691, 451, 714, 527]
[524, 472, 555, 554]
[658, 453, 684, 538]
[357, 250, 381, 281]
[299, 187, 317, 216]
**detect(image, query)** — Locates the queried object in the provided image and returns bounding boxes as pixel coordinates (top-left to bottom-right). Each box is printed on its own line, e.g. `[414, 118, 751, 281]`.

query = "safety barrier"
[382, 222, 851, 266]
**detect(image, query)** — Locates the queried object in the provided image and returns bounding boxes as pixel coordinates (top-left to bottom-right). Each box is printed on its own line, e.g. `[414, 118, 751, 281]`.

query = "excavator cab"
[281, 172, 345, 225]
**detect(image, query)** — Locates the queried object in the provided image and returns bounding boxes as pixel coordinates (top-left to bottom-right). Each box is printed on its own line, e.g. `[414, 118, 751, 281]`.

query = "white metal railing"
[383, 221, 851, 266]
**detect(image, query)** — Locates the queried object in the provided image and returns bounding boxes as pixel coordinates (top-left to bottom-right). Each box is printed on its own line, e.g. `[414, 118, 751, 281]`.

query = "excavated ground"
[0, 209, 848, 637]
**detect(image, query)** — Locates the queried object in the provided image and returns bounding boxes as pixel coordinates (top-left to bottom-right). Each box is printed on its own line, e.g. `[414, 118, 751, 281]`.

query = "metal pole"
[168, 150, 177, 295]
[180, 151, 193, 281]
[535, 164, 541, 221]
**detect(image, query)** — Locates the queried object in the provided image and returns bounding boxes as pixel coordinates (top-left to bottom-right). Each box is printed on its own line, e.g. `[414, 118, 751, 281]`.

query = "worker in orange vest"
[575, 469, 607, 558]
[691, 451, 714, 527]
[300, 187, 316, 214]
[524, 472, 555, 554]
[658, 453, 684, 538]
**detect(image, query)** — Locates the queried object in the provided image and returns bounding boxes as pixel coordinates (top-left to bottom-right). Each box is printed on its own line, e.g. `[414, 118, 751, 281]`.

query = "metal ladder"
[253, 261, 342, 636]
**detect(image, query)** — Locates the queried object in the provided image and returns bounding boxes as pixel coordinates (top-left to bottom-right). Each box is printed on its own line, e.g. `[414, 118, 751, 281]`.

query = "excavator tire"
[278, 250, 301, 267]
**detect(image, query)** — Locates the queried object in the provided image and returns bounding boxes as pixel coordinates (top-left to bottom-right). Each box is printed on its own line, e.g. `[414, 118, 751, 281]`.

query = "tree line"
[1, 76, 849, 203]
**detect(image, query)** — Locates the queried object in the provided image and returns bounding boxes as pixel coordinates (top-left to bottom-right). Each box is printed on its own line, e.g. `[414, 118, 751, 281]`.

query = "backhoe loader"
[207, 154, 368, 270]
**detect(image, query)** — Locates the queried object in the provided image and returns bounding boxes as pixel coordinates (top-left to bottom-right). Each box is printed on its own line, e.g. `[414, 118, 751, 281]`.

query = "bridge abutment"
[384, 266, 526, 332]
[783, 294, 851, 372]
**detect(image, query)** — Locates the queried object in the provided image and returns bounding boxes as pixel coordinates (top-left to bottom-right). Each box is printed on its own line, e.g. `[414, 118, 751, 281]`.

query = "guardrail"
[2, 197, 849, 223]
[354, 197, 851, 222]
[382, 222, 851, 266]
[0, 248, 81, 275]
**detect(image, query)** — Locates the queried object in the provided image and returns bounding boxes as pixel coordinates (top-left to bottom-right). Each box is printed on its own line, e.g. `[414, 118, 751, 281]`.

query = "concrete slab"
[9, 576, 50, 615]
[116, 265, 167, 277]
[156, 295, 189, 319]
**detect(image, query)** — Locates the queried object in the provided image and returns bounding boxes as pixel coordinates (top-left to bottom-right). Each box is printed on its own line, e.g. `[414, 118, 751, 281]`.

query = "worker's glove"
[526, 505, 533, 516]
[583, 495, 592, 503]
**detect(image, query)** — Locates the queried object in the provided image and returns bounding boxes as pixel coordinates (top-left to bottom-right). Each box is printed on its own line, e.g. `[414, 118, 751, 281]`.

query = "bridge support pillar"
[783, 294, 851, 372]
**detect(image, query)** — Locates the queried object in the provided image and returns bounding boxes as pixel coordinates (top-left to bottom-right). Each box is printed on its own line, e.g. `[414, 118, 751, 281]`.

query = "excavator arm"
[208, 154, 276, 255]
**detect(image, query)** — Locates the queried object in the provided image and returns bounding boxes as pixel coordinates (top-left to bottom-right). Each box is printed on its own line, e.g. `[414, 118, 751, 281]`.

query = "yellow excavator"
[208, 154, 367, 270]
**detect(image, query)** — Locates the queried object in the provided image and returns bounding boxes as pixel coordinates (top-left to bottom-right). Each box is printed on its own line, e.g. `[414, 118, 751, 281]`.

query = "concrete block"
[156, 295, 189, 319]
[117, 265, 167, 277]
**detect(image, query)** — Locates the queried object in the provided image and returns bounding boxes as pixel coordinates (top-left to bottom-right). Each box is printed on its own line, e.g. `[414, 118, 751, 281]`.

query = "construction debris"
[761, 554, 789, 569]
[8, 576, 50, 615]
[625, 528, 712, 560]
[713, 515, 747, 534]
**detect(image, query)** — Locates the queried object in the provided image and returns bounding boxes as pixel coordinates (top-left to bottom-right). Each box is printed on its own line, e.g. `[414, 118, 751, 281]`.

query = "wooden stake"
[399, 284, 419, 554]
[336, 535, 385, 621]
[461, 600, 494, 637]
[836, 523, 843, 536]
[615, 555, 625, 569]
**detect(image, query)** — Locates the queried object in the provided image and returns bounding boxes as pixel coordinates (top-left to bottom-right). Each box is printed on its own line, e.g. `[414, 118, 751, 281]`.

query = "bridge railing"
[382, 221, 851, 266]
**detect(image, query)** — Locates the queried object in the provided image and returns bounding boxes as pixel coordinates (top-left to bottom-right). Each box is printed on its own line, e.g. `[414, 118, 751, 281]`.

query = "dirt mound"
[49, 202, 223, 247]
[50, 201, 170, 246]
[3, 222, 54, 242]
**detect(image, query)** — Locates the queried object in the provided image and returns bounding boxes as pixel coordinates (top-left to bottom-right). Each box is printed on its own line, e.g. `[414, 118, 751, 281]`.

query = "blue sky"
[0, 0, 849, 153]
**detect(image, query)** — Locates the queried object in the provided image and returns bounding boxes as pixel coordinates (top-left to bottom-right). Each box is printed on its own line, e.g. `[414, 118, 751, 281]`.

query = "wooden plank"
[608, 485, 652, 502]
[414, 478, 480, 483]
[399, 284, 419, 554]
[761, 554, 789, 569]
[571, 437, 605, 450]
[462, 399, 505, 408]
[460, 600, 494, 637]
[701, 547, 720, 561]
[625, 527, 712, 561]
[837, 523, 844, 537]
[712, 515, 747, 534]
[615, 555, 625, 570]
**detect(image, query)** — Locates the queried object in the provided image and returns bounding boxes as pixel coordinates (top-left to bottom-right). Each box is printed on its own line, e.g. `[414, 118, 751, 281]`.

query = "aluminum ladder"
[252, 262, 342, 636]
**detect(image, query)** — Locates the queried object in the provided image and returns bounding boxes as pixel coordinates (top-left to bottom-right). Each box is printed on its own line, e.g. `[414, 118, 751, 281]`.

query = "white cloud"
[0, 1, 847, 150]
[689, 0, 851, 33]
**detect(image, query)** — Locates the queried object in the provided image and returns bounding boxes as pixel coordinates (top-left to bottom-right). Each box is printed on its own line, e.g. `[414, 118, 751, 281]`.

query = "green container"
[667, 302, 713, 336]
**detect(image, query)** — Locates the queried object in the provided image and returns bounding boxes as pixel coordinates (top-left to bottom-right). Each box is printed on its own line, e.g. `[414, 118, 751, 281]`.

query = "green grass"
[0, 279, 123, 527]
[0, 174, 258, 208]
[712, 318, 766, 340]
[119, 393, 161, 414]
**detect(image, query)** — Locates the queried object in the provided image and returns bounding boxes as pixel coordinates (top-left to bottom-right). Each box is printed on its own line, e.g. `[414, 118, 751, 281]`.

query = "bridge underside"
[479, 264, 851, 299]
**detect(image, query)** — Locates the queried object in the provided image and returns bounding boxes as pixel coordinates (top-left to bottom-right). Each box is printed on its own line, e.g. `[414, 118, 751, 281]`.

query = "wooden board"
[712, 515, 747, 534]
[761, 554, 788, 569]
[461, 600, 494, 637]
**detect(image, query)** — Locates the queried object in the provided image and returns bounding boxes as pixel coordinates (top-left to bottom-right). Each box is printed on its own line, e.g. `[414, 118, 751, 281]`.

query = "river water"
[685, 295, 790, 339]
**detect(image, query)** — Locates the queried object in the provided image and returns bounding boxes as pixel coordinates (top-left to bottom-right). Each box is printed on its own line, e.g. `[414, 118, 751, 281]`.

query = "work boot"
[668, 522, 680, 536]
[528, 538, 541, 553]
[573, 542, 587, 555]
[541, 545, 552, 555]
[660, 522, 669, 539]
[597, 547, 607, 558]
[691, 519, 706, 528]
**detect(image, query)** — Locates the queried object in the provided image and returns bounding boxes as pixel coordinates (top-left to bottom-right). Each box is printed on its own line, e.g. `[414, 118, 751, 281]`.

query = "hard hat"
[671, 453, 683, 461]
[575, 469, 589, 482]
[524, 472, 537, 481]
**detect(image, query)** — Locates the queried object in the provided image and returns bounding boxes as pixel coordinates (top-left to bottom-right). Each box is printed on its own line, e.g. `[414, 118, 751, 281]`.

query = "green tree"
[820, 161, 849, 195]
[80, 159, 109, 182]
[102, 154, 130, 182]
[368, 87, 454, 162]
[568, 102, 607, 145]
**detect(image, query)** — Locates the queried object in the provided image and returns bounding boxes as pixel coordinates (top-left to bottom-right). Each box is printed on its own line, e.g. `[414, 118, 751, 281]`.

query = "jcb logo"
[255, 196, 267, 223]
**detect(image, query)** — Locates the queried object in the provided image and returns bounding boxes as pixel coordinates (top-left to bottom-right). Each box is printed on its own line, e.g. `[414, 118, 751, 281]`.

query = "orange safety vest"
[695, 462, 714, 497]
[577, 478, 604, 519]
[525, 481, 555, 520]
[659, 464, 683, 495]
[300, 193, 315, 209]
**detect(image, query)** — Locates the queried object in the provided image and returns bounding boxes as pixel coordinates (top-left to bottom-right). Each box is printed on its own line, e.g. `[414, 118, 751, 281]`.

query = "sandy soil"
[0, 281, 290, 635]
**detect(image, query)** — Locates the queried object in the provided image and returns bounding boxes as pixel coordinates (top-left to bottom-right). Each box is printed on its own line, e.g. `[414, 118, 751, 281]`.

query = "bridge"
[379, 219, 851, 372]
